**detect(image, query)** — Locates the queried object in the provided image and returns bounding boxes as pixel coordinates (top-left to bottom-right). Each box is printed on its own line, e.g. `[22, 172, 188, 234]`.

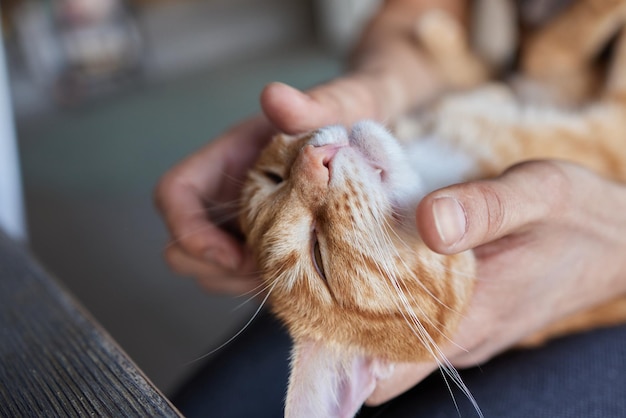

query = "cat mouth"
[347, 125, 389, 181]
[308, 124, 389, 183]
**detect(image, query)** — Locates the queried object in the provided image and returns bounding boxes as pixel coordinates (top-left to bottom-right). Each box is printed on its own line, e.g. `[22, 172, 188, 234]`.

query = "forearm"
[349, 0, 467, 114]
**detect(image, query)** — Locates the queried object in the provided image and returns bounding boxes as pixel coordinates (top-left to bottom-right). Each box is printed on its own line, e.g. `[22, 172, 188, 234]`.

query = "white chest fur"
[405, 136, 480, 194]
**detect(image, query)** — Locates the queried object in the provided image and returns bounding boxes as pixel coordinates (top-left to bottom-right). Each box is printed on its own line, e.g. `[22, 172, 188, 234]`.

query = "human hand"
[367, 160, 626, 404]
[154, 116, 273, 294]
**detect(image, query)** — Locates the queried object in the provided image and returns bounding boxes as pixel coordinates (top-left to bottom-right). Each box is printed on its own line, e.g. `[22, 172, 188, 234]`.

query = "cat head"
[240, 121, 474, 417]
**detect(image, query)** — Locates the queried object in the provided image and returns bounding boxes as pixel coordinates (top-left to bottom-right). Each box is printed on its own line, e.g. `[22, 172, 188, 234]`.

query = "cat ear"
[285, 338, 394, 418]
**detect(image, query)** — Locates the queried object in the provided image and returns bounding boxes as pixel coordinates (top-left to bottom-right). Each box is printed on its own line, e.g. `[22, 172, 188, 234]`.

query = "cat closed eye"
[312, 239, 326, 281]
[262, 171, 284, 184]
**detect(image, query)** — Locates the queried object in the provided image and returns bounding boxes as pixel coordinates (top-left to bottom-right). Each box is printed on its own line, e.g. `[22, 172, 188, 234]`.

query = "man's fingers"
[164, 244, 261, 294]
[155, 169, 244, 269]
[154, 116, 274, 270]
[165, 244, 228, 277]
[417, 161, 571, 254]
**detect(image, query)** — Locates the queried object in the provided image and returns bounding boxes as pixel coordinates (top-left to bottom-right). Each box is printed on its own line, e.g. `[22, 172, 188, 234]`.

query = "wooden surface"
[0, 231, 183, 417]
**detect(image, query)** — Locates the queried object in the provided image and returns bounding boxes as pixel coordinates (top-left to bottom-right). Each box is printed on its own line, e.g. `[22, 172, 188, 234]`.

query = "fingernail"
[432, 197, 466, 246]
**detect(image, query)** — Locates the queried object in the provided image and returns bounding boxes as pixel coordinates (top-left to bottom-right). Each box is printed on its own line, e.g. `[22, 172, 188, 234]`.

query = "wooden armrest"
[0, 231, 182, 416]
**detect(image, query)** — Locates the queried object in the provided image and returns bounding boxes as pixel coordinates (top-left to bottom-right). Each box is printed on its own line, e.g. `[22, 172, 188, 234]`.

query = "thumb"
[416, 161, 570, 254]
[260, 75, 407, 135]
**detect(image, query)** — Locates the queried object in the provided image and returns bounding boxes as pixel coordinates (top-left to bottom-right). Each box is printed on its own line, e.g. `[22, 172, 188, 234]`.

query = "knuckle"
[534, 162, 572, 214]
[473, 160, 574, 240]
[509, 160, 572, 217]
[474, 182, 508, 240]
[178, 232, 212, 259]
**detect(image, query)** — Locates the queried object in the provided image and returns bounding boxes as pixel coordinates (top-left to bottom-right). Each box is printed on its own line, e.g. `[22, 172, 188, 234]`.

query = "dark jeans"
[172, 311, 626, 417]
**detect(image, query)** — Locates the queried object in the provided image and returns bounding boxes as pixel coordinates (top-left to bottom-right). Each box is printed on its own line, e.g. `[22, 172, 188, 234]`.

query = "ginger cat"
[239, 1, 626, 417]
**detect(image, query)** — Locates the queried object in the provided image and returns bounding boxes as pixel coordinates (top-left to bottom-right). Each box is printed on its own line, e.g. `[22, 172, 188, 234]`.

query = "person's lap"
[173, 311, 626, 418]
[172, 311, 291, 418]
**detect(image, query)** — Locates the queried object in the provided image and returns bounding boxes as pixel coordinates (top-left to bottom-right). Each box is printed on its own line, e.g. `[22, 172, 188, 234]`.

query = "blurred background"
[2, 0, 380, 396]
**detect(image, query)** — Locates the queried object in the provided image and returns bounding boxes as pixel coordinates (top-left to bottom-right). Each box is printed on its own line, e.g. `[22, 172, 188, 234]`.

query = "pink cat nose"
[300, 144, 343, 184]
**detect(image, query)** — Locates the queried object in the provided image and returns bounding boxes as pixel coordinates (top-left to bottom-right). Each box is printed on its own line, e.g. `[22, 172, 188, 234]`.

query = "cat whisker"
[209, 212, 243, 227]
[400, 302, 481, 416]
[165, 224, 220, 250]
[165, 213, 244, 251]
[384, 207, 476, 280]
[217, 170, 248, 188]
[379, 216, 462, 315]
[389, 227, 474, 284]
[235, 272, 275, 296]
[357, 207, 457, 347]
[381, 227, 474, 355]
[197, 197, 244, 210]
[232, 276, 282, 311]
[177, 197, 245, 222]
[359, 224, 442, 353]
[437, 360, 483, 418]
[366, 219, 481, 416]
[185, 280, 278, 365]
[396, 301, 482, 417]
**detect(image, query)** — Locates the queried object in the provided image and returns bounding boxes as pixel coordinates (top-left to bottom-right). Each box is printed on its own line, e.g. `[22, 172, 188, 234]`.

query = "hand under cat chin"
[365, 362, 436, 406]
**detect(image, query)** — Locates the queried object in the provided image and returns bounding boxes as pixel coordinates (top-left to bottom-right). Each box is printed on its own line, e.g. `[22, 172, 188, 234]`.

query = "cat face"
[240, 121, 475, 362]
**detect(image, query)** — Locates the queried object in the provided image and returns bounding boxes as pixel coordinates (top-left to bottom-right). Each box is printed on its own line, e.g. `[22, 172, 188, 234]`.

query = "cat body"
[241, 120, 478, 418]
[403, 85, 626, 185]
[239, 1, 626, 417]
[241, 90, 626, 418]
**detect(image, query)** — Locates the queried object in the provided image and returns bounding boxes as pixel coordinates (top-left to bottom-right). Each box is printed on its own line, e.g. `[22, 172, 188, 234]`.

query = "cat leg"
[470, 0, 518, 72]
[520, 0, 626, 104]
[414, 10, 489, 90]
[523, 0, 626, 75]
[605, 27, 626, 98]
